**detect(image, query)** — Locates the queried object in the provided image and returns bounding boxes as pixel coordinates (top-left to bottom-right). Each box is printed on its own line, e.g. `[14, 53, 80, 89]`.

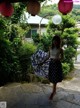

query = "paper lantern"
[58, 0, 73, 15]
[0, 2, 14, 17]
[52, 14, 62, 25]
[27, 0, 40, 16]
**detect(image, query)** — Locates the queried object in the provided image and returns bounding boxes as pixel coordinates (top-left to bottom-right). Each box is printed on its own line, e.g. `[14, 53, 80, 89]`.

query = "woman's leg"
[53, 83, 57, 94]
[49, 83, 57, 100]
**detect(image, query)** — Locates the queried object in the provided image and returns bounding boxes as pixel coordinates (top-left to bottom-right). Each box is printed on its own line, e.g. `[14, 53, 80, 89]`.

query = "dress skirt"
[48, 59, 63, 84]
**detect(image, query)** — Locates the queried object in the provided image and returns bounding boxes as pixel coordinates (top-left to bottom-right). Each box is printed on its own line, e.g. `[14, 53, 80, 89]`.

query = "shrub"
[37, 42, 44, 50]
[0, 38, 20, 86]
[62, 63, 70, 77]
[18, 42, 36, 81]
[40, 34, 52, 51]
[32, 33, 40, 43]
[63, 46, 76, 70]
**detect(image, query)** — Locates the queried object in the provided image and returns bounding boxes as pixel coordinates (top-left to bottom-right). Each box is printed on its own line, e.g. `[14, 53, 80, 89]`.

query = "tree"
[32, 14, 79, 77]
[39, 4, 80, 22]
[0, 3, 33, 85]
[47, 14, 79, 72]
[11, 3, 26, 24]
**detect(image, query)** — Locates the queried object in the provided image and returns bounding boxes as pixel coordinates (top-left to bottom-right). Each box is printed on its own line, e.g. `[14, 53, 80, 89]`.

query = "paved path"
[0, 63, 80, 108]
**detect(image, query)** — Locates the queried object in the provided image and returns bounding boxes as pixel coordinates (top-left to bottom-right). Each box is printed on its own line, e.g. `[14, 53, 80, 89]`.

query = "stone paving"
[0, 63, 80, 108]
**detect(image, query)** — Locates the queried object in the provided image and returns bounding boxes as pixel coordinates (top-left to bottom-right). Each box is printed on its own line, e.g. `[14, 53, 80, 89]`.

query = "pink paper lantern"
[0, 2, 14, 17]
[58, 0, 73, 15]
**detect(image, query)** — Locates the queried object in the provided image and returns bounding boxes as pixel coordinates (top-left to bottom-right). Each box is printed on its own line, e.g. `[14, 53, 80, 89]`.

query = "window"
[25, 29, 37, 38]
[31, 29, 37, 36]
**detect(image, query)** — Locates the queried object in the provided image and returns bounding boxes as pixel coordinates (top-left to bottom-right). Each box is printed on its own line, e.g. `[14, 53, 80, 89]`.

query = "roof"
[21, 12, 49, 25]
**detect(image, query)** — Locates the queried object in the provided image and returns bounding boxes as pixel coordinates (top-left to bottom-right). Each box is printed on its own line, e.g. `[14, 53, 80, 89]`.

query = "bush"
[37, 42, 44, 50]
[18, 42, 36, 81]
[40, 34, 52, 51]
[32, 33, 40, 43]
[63, 46, 76, 70]
[0, 38, 20, 86]
[62, 63, 70, 77]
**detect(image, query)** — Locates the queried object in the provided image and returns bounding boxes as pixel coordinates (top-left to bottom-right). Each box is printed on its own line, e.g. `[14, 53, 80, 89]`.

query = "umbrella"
[31, 49, 50, 78]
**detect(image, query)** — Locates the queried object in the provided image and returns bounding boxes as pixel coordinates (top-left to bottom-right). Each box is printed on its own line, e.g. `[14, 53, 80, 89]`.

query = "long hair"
[51, 35, 61, 49]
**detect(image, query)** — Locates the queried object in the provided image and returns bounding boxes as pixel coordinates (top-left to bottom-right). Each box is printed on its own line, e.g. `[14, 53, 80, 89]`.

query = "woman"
[48, 35, 63, 100]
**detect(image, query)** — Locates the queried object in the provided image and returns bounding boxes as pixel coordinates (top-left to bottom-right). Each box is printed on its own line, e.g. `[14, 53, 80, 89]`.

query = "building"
[21, 12, 49, 40]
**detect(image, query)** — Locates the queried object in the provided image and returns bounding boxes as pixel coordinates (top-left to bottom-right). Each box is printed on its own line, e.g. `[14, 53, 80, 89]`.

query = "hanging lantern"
[27, 0, 40, 16]
[52, 14, 62, 25]
[58, 0, 73, 15]
[0, 2, 14, 17]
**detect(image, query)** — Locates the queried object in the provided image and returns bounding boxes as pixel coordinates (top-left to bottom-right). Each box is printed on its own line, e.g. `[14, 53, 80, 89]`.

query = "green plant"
[0, 37, 20, 86]
[36, 34, 52, 52]
[62, 63, 70, 77]
[40, 34, 52, 51]
[32, 33, 40, 43]
[18, 42, 36, 80]
[63, 46, 76, 70]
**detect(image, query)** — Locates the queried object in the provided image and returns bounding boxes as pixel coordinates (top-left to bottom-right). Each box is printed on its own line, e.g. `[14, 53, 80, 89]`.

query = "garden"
[0, 2, 80, 86]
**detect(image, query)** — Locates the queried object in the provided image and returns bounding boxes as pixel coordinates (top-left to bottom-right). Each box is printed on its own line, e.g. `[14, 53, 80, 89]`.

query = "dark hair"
[51, 35, 61, 49]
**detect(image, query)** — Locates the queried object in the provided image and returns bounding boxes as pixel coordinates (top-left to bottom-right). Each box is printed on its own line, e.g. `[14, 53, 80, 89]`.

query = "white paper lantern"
[52, 14, 62, 25]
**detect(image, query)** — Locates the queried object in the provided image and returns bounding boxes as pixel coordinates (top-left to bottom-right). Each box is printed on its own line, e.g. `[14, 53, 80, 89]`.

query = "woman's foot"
[49, 92, 56, 100]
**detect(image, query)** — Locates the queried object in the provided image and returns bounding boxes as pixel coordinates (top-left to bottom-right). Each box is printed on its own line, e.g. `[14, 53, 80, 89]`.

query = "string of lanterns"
[0, 0, 73, 17]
